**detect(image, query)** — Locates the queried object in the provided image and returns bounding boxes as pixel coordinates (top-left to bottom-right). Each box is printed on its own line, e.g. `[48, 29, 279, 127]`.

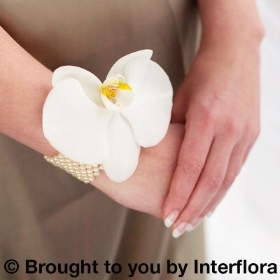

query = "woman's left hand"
[162, 37, 262, 236]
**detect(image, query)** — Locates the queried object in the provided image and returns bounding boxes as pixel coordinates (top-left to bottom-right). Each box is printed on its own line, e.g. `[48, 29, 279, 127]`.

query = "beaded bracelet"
[44, 153, 103, 183]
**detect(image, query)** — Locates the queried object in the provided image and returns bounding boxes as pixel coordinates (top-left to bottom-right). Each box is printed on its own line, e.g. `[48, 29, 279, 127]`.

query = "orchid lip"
[43, 50, 172, 182]
[99, 74, 134, 109]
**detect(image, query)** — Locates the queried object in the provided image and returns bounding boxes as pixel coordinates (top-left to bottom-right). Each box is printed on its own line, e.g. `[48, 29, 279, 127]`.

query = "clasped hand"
[94, 43, 260, 238]
[162, 44, 260, 237]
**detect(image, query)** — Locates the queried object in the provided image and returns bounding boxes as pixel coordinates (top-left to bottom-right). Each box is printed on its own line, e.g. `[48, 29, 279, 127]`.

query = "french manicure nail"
[172, 222, 189, 238]
[192, 217, 203, 230]
[185, 223, 194, 232]
[184, 217, 203, 232]
[207, 211, 213, 218]
[164, 210, 179, 228]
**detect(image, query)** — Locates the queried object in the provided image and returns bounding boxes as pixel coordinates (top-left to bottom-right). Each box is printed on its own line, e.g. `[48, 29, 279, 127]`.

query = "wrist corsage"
[43, 50, 172, 182]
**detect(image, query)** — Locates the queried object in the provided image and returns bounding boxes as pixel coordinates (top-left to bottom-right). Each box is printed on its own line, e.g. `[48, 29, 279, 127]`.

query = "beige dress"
[0, 1, 204, 279]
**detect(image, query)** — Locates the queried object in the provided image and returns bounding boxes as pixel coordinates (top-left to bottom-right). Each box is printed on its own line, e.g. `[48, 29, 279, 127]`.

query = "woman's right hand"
[93, 123, 184, 218]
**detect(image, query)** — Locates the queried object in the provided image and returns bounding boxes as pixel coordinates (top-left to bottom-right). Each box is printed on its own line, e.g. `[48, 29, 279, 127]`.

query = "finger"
[242, 125, 260, 164]
[171, 136, 234, 236]
[242, 143, 254, 164]
[204, 131, 256, 217]
[201, 142, 248, 217]
[163, 116, 214, 228]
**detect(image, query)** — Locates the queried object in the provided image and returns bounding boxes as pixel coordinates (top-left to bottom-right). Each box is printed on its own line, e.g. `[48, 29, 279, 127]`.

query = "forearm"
[184, 0, 264, 95]
[0, 27, 57, 156]
[197, 0, 264, 50]
[0, 26, 185, 219]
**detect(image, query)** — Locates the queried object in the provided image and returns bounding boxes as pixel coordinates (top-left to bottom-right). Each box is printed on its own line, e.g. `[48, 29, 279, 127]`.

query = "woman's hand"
[162, 0, 264, 237]
[93, 124, 184, 218]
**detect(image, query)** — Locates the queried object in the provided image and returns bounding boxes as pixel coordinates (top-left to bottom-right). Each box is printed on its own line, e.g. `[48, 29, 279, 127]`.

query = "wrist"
[198, 23, 264, 65]
[200, 22, 264, 53]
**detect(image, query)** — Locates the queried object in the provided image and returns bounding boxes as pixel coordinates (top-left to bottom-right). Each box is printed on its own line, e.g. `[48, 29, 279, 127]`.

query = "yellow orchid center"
[99, 75, 133, 108]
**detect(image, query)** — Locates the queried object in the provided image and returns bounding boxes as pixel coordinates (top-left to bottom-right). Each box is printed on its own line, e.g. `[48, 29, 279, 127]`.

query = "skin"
[163, 0, 264, 234]
[0, 0, 264, 237]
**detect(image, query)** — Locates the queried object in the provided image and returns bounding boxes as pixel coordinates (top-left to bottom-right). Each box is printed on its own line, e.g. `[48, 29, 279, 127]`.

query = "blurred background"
[204, 0, 280, 279]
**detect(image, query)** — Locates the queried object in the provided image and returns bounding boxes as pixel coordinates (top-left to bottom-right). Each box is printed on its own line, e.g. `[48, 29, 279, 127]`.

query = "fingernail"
[185, 223, 194, 232]
[172, 222, 189, 238]
[164, 210, 179, 228]
[184, 217, 203, 232]
[207, 207, 216, 218]
[207, 211, 213, 218]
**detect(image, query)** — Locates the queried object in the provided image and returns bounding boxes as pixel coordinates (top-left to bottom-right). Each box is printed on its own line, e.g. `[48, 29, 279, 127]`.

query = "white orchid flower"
[43, 50, 173, 182]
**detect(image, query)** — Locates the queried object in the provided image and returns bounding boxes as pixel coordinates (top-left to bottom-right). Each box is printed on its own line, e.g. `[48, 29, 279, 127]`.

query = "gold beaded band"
[44, 153, 103, 183]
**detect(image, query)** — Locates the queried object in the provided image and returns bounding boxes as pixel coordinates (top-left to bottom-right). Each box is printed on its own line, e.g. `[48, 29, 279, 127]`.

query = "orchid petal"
[43, 78, 113, 164]
[106, 50, 153, 79]
[121, 58, 173, 147]
[53, 66, 104, 107]
[103, 114, 140, 182]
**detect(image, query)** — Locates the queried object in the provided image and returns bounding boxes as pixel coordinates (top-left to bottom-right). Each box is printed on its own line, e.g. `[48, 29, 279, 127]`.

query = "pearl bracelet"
[44, 153, 103, 183]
